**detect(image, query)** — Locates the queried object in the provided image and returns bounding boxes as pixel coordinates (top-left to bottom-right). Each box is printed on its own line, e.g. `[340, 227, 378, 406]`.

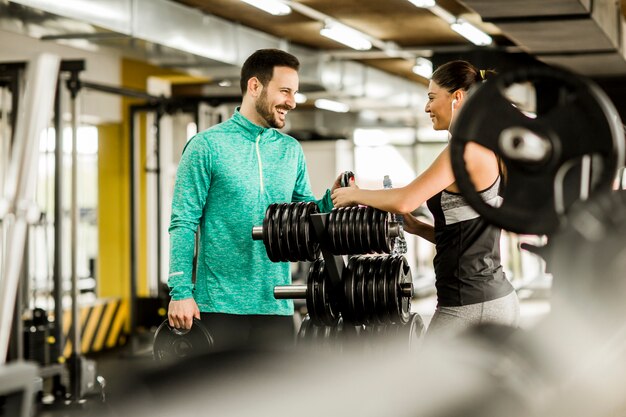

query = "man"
[167, 49, 341, 351]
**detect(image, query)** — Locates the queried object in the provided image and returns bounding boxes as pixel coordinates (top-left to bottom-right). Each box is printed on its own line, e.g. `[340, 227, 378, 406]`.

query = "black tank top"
[426, 177, 513, 306]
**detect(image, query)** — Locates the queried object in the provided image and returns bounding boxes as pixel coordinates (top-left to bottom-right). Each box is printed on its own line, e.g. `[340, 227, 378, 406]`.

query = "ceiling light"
[320, 21, 372, 51]
[240, 0, 291, 16]
[295, 92, 307, 104]
[314, 99, 350, 113]
[451, 20, 492, 46]
[407, 0, 436, 8]
[428, 5, 456, 24]
[412, 57, 433, 78]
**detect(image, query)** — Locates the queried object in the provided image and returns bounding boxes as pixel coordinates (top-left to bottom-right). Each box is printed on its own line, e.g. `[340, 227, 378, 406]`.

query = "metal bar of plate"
[309, 213, 344, 289]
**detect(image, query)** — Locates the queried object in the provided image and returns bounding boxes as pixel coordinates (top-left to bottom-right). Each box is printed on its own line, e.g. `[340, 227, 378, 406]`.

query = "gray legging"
[426, 290, 520, 340]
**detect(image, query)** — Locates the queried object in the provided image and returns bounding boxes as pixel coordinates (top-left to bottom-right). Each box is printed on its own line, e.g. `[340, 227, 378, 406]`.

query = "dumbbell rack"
[253, 203, 425, 350]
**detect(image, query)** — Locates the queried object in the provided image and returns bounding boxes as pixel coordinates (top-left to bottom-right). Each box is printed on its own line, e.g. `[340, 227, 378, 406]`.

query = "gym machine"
[0, 53, 59, 417]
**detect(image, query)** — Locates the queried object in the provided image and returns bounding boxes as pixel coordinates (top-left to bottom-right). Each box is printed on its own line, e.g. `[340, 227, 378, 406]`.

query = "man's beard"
[255, 90, 285, 129]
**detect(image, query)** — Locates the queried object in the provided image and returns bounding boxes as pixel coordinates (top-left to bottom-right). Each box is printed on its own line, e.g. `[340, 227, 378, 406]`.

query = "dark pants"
[199, 313, 295, 353]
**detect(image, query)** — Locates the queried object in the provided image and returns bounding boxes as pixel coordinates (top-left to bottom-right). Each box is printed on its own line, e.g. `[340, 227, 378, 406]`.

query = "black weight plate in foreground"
[319, 261, 340, 326]
[408, 313, 426, 349]
[280, 203, 292, 261]
[294, 202, 308, 260]
[262, 203, 277, 261]
[327, 209, 337, 253]
[387, 256, 401, 323]
[302, 202, 320, 261]
[297, 315, 312, 342]
[288, 203, 300, 261]
[342, 256, 358, 324]
[376, 256, 390, 324]
[351, 257, 366, 324]
[335, 208, 345, 253]
[153, 318, 213, 361]
[342, 207, 351, 254]
[398, 256, 412, 324]
[371, 209, 382, 253]
[278, 203, 291, 261]
[354, 207, 365, 254]
[365, 207, 375, 253]
[383, 213, 396, 253]
[449, 66, 624, 235]
[305, 261, 320, 324]
[347, 207, 358, 253]
[269, 203, 282, 261]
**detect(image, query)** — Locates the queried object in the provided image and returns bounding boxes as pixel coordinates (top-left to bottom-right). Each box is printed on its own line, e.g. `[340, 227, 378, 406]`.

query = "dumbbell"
[342, 255, 413, 326]
[275, 255, 413, 326]
[297, 315, 360, 352]
[326, 206, 402, 254]
[274, 259, 340, 326]
[251, 202, 320, 262]
[364, 313, 425, 350]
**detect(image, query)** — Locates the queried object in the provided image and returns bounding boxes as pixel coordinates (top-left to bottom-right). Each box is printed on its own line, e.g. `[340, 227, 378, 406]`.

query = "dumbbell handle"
[400, 282, 413, 298]
[275, 283, 412, 299]
[389, 222, 400, 238]
[274, 285, 307, 299]
[251, 226, 263, 240]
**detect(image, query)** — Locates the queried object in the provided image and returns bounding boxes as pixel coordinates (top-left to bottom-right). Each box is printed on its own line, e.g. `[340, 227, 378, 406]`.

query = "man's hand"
[331, 171, 357, 193]
[168, 298, 200, 330]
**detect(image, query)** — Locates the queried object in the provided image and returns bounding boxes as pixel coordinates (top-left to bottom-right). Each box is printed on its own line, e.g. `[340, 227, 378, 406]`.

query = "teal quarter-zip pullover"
[168, 108, 333, 315]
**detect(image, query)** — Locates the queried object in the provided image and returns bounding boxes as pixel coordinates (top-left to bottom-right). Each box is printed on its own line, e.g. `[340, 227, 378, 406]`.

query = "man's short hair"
[240, 49, 300, 95]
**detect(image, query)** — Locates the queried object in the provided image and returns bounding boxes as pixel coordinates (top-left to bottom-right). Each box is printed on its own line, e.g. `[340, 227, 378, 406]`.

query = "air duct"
[459, 0, 626, 76]
[6, 0, 427, 118]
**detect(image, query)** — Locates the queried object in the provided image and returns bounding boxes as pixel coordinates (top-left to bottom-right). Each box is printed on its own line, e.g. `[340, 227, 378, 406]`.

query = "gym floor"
[33, 291, 552, 417]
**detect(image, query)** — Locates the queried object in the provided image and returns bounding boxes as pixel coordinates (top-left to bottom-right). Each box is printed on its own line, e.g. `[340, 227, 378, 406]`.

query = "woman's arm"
[332, 145, 455, 213]
[402, 213, 435, 243]
[331, 142, 500, 213]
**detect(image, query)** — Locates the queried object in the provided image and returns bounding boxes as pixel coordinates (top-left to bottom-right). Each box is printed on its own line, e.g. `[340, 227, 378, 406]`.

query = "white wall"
[301, 139, 354, 197]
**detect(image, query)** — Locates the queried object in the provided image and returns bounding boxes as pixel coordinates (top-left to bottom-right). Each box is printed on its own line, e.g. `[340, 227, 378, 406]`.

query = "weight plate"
[450, 66, 625, 235]
[281, 203, 292, 261]
[153, 318, 213, 362]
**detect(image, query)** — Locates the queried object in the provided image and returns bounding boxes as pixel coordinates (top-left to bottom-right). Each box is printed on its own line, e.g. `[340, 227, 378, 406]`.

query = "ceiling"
[3, 0, 626, 127]
[172, 0, 511, 85]
[170, 0, 626, 80]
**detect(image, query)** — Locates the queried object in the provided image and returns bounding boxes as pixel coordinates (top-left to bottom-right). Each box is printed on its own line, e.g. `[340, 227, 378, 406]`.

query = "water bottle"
[383, 175, 407, 255]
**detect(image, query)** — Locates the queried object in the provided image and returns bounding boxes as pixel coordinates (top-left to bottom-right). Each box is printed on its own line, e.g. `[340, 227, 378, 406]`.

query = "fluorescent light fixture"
[407, 0, 436, 7]
[412, 57, 433, 78]
[429, 5, 456, 24]
[240, 0, 291, 16]
[451, 20, 492, 46]
[320, 21, 372, 50]
[314, 98, 350, 113]
[295, 92, 307, 104]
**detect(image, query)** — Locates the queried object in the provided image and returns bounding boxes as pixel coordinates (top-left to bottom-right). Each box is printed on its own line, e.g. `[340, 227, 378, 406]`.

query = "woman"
[331, 60, 519, 339]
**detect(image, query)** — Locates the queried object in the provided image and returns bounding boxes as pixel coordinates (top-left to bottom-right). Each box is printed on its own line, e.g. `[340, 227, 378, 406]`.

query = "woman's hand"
[400, 212, 435, 243]
[331, 186, 359, 207]
[401, 213, 420, 235]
